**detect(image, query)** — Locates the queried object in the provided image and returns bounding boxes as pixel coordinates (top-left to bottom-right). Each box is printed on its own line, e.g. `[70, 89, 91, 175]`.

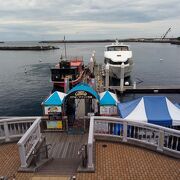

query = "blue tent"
[99, 91, 119, 106]
[42, 91, 67, 106]
[118, 96, 180, 126]
[67, 83, 99, 100]
[175, 103, 180, 109]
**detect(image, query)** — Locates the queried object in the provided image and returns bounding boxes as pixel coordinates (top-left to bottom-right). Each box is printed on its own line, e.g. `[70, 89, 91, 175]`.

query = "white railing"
[87, 115, 94, 170]
[17, 117, 42, 168]
[0, 117, 39, 142]
[87, 116, 180, 170]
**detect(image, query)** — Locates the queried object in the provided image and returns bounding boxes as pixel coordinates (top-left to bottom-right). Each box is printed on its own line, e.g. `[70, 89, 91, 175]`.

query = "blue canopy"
[43, 91, 67, 106]
[99, 91, 119, 106]
[67, 83, 99, 100]
[118, 96, 180, 126]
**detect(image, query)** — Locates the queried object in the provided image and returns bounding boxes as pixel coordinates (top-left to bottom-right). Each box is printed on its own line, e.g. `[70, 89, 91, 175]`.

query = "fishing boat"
[51, 56, 85, 90]
[104, 39, 133, 79]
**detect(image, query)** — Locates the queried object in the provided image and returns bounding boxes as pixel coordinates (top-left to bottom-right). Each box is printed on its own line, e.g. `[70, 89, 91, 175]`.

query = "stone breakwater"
[0, 45, 59, 50]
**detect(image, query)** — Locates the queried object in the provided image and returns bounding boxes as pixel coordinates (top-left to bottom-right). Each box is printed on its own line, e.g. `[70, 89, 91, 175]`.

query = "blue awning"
[99, 91, 119, 106]
[42, 91, 67, 106]
[67, 83, 99, 100]
[118, 96, 180, 126]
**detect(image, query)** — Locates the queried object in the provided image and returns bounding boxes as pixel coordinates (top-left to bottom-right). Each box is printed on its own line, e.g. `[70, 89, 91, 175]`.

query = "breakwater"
[171, 41, 180, 45]
[39, 38, 179, 44]
[0, 45, 59, 50]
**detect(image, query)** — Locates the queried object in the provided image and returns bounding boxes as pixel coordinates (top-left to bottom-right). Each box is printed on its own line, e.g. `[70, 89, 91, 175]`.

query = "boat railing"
[60, 56, 83, 62]
[87, 116, 180, 171]
[69, 56, 83, 61]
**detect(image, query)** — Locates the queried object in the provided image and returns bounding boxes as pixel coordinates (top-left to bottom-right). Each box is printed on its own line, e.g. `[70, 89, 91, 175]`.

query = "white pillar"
[157, 130, 164, 152]
[18, 144, 28, 168]
[87, 116, 94, 170]
[105, 64, 110, 90]
[122, 121, 128, 142]
[64, 77, 69, 93]
[133, 81, 137, 89]
[4, 121, 10, 142]
[120, 63, 125, 93]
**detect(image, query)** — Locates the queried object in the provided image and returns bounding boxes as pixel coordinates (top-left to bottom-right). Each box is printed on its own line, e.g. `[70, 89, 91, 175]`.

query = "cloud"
[0, 0, 179, 40]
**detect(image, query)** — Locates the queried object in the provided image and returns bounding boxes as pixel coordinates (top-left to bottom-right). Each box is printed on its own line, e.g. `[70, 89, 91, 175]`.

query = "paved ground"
[0, 142, 179, 180]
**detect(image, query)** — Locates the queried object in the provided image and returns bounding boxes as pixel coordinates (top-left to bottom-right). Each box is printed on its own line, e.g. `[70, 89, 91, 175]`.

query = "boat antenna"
[64, 35, 67, 60]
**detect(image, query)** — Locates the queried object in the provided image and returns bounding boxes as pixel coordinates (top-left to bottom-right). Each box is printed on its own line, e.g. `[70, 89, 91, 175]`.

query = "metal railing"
[87, 116, 180, 170]
[0, 117, 39, 142]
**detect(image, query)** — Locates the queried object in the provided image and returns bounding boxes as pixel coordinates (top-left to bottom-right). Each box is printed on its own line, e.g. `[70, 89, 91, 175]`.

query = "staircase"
[36, 133, 88, 175]
[37, 158, 80, 175]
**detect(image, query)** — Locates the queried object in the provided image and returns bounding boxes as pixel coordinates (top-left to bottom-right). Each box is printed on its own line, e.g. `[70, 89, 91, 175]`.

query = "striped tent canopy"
[42, 91, 67, 106]
[99, 91, 119, 106]
[118, 96, 180, 126]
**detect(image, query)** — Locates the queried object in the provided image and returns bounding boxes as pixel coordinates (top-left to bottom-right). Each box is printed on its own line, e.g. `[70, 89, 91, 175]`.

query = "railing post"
[37, 119, 42, 141]
[157, 130, 164, 152]
[87, 116, 94, 170]
[18, 144, 28, 168]
[123, 121, 128, 142]
[4, 121, 10, 142]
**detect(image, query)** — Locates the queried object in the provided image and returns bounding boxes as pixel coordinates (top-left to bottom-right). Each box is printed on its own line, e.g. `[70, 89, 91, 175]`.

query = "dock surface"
[0, 141, 179, 180]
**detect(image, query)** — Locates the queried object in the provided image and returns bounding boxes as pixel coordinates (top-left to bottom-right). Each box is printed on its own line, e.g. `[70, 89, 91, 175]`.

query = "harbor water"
[0, 42, 180, 116]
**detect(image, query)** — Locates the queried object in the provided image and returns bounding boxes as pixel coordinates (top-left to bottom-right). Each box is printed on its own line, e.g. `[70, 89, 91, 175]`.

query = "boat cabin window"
[51, 68, 78, 81]
[107, 46, 128, 51]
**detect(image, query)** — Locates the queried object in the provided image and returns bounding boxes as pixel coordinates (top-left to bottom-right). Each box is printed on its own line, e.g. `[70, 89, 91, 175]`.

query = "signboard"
[69, 91, 93, 99]
[100, 106, 117, 115]
[46, 121, 63, 129]
[44, 106, 62, 115]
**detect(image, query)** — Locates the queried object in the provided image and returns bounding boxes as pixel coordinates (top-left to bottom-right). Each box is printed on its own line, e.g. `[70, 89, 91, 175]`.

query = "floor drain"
[102, 144, 107, 148]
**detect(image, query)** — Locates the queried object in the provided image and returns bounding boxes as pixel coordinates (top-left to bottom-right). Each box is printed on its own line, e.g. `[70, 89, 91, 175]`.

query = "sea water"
[0, 42, 179, 115]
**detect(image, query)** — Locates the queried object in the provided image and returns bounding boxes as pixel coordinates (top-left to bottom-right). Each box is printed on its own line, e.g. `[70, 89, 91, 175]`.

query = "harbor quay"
[0, 43, 180, 180]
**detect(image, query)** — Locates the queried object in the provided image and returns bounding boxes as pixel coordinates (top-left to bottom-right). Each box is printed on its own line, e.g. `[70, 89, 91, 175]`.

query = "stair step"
[37, 158, 81, 175]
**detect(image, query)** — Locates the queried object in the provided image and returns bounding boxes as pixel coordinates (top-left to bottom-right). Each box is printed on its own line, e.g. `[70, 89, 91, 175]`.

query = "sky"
[0, 0, 179, 41]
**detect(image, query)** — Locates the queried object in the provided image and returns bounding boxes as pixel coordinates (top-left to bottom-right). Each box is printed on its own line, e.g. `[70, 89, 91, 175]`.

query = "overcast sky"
[0, 0, 179, 41]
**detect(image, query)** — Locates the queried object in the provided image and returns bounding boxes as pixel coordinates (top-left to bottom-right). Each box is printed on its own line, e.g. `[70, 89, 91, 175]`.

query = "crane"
[162, 28, 171, 39]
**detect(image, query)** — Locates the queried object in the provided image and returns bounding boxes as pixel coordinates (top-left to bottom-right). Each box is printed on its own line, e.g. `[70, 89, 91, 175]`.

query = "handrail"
[87, 116, 94, 169]
[87, 116, 180, 171]
[94, 116, 180, 133]
[0, 116, 40, 123]
[17, 117, 42, 168]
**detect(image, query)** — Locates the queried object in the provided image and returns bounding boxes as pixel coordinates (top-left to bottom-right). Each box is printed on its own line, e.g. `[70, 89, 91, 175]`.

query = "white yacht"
[104, 40, 133, 79]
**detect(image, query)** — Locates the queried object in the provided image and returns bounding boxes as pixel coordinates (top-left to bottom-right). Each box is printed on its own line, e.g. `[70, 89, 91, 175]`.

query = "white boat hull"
[104, 41, 133, 79]
[109, 62, 133, 79]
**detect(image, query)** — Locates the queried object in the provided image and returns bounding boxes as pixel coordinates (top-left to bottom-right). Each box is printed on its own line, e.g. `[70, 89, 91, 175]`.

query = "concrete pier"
[93, 63, 180, 94]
